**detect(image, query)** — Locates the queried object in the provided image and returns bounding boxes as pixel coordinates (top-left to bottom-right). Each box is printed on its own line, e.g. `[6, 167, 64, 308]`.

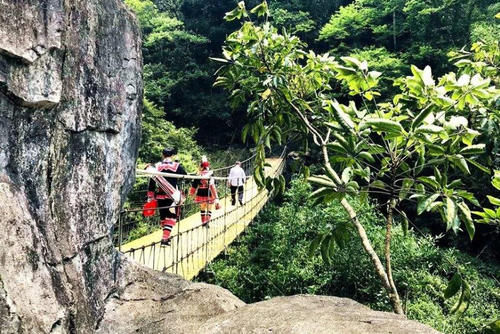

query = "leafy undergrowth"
[198, 178, 500, 334]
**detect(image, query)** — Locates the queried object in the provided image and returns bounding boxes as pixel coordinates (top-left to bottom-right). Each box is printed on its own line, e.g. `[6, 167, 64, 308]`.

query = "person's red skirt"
[194, 195, 215, 204]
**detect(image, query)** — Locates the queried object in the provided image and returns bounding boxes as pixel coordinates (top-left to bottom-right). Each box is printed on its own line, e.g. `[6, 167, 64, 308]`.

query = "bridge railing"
[114, 148, 286, 279]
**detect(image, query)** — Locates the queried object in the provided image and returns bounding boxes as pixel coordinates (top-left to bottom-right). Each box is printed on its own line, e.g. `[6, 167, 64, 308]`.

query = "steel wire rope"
[119, 148, 286, 276]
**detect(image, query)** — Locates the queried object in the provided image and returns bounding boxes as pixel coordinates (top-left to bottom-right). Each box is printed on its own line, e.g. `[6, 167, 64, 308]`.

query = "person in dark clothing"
[147, 147, 186, 245]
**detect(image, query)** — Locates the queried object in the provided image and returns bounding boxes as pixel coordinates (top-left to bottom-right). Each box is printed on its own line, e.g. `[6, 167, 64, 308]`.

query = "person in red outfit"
[189, 156, 220, 227]
[147, 148, 186, 245]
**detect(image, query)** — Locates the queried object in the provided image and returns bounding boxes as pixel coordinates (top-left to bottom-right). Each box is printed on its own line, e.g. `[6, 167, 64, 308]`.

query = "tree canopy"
[212, 0, 499, 316]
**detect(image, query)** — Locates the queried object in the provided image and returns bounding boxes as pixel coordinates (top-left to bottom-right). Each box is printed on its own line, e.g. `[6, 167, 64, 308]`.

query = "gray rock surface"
[199, 295, 440, 334]
[0, 0, 142, 332]
[96, 258, 245, 333]
[0, 1, 439, 334]
[96, 262, 440, 334]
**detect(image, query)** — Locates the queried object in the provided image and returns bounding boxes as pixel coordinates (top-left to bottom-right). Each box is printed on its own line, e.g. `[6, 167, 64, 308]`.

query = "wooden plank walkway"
[120, 158, 284, 280]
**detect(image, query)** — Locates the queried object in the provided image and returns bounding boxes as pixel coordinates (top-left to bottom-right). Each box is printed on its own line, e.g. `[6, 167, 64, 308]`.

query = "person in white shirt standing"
[227, 161, 246, 206]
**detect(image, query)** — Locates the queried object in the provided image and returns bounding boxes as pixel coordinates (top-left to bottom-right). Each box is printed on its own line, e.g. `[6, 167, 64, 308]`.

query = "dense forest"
[124, 0, 500, 333]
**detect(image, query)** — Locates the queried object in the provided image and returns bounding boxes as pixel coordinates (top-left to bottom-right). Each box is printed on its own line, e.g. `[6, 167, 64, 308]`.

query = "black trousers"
[158, 198, 177, 220]
[230, 185, 244, 205]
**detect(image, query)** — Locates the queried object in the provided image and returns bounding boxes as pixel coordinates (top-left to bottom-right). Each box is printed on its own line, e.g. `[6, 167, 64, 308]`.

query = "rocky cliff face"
[0, 0, 142, 332]
[0, 2, 439, 334]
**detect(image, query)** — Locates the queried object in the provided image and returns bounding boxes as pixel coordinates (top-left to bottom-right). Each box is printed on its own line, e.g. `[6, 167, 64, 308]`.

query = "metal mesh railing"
[115, 148, 286, 280]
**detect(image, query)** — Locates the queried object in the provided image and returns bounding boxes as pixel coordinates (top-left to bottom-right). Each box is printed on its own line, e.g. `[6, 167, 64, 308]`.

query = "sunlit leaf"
[417, 193, 440, 215]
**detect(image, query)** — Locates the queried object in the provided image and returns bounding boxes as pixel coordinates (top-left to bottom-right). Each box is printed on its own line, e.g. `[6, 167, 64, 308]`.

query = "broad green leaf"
[309, 187, 333, 201]
[428, 144, 445, 155]
[358, 151, 375, 163]
[460, 144, 485, 155]
[464, 215, 476, 240]
[361, 118, 405, 135]
[250, 1, 269, 17]
[412, 107, 434, 130]
[456, 190, 480, 206]
[224, 2, 247, 21]
[450, 155, 470, 174]
[472, 211, 489, 220]
[265, 177, 274, 192]
[415, 146, 426, 174]
[241, 124, 250, 143]
[303, 166, 310, 179]
[444, 273, 462, 299]
[492, 171, 500, 190]
[418, 193, 440, 215]
[484, 208, 497, 219]
[325, 100, 355, 133]
[466, 158, 490, 174]
[341, 167, 352, 183]
[368, 144, 385, 154]
[308, 175, 336, 188]
[487, 196, 500, 206]
[272, 127, 282, 145]
[418, 176, 440, 190]
[328, 235, 336, 259]
[370, 180, 387, 189]
[446, 197, 456, 227]
[279, 175, 286, 194]
[458, 201, 475, 240]
[448, 179, 463, 188]
[415, 124, 444, 134]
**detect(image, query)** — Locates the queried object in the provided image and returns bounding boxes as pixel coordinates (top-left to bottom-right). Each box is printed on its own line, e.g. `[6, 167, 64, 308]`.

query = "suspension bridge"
[115, 149, 286, 280]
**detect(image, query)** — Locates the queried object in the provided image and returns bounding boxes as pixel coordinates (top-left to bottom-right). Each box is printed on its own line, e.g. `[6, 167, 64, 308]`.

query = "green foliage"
[319, 2, 376, 42]
[350, 47, 404, 72]
[213, 3, 499, 314]
[127, 217, 158, 242]
[200, 178, 500, 333]
[319, 0, 497, 74]
[270, 8, 316, 35]
[126, 0, 241, 143]
[214, 4, 499, 243]
[139, 99, 201, 172]
[473, 171, 500, 226]
[130, 0, 497, 143]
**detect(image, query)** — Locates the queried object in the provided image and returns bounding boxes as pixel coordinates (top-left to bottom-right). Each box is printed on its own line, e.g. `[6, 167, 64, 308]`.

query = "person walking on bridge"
[228, 161, 246, 206]
[146, 147, 186, 246]
[189, 156, 220, 228]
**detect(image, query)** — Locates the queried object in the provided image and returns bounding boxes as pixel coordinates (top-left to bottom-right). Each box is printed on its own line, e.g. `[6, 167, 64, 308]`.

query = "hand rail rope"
[115, 148, 286, 280]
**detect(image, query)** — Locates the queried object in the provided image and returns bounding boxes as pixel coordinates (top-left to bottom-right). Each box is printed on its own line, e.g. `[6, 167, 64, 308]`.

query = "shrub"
[199, 177, 500, 333]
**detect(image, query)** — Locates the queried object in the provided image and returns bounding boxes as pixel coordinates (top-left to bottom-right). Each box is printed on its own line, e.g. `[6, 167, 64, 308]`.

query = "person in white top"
[227, 161, 246, 206]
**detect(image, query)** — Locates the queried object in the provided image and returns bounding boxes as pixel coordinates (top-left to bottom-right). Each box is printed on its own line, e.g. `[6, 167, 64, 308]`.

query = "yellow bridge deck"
[120, 158, 284, 280]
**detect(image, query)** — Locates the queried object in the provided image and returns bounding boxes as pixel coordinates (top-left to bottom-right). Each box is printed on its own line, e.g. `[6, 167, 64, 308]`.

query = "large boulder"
[96, 260, 439, 334]
[0, 0, 142, 332]
[96, 258, 245, 333]
[199, 295, 440, 334]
